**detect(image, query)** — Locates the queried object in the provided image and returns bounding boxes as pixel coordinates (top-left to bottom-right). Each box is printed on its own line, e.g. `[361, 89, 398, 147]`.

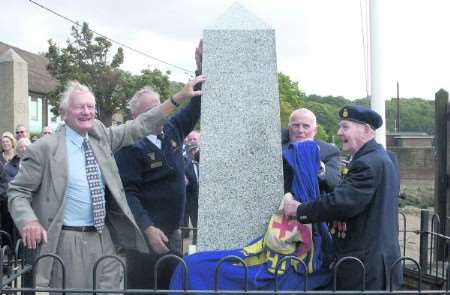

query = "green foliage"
[385, 98, 435, 134]
[46, 22, 125, 126]
[353, 97, 370, 107]
[277, 72, 435, 143]
[124, 69, 173, 101]
[278, 72, 306, 127]
[302, 101, 340, 142]
[119, 68, 180, 120]
[307, 94, 351, 109]
[277, 73, 352, 143]
[45, 22, 181, 126]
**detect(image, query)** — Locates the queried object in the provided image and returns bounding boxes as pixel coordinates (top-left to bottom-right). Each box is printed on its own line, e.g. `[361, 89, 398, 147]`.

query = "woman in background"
[4, 138, 31, 178]
[1, 137, 31, 245]
[0, 132, 16, 167]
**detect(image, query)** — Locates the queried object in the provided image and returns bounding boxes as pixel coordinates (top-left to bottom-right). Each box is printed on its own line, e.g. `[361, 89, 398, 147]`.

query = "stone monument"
[197, 3, 284, 250]
[0, 49, 29, 133]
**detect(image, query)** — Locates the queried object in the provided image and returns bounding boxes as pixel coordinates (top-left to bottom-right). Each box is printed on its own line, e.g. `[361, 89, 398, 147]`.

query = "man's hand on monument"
[145, 226, 170, 255]
[172, 75, 207, 104]
[283, 196, 301, 218]
[21, 220, 48, 249]
[195, 39, 203, 74]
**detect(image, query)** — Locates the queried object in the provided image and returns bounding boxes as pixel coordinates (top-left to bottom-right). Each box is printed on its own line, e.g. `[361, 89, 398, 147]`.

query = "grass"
[399, 180, 434, 209]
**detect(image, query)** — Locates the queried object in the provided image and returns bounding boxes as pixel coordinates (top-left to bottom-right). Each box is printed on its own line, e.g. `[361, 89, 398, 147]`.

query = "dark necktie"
[82, 139, 105, 232]
[193, 161, 199, 182]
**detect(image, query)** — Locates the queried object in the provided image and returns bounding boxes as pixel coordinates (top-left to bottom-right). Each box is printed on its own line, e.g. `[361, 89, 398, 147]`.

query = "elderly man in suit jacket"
[8, 76, 205, 290]
[183, 140, 200, 243]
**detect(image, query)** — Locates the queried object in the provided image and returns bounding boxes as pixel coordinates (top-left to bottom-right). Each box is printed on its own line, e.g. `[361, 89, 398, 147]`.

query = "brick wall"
[388, 147, 434, 181]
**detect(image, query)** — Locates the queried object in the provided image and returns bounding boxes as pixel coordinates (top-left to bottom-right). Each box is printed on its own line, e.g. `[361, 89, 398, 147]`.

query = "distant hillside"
[278, 73, 435, 142]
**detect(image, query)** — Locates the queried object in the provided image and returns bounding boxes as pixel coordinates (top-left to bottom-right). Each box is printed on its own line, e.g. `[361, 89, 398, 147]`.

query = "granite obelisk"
[197, 3, 284, 250]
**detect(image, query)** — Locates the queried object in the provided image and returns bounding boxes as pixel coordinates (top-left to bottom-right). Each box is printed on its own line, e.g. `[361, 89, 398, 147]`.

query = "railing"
[398, 209, 449, 290]
[0, 209, 448, 294]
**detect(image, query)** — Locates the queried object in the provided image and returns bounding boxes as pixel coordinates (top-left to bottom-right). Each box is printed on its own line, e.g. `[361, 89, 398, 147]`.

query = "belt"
[61, 225, 97, 232]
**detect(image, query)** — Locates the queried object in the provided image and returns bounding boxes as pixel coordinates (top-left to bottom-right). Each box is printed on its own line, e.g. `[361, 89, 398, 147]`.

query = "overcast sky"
[2, 0, 450, 100]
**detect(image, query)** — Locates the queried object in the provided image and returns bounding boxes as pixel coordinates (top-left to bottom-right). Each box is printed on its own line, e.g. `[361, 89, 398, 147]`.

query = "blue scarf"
[283, 141, 334, 271]
[283, 140, 321, 203]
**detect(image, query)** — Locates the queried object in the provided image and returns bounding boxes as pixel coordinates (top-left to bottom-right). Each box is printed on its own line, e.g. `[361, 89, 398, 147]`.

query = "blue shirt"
[63, 126, 104, 226]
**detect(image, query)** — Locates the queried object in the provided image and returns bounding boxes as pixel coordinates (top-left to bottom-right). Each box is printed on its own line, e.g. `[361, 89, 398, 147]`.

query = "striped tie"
[82, 139, 105, 232]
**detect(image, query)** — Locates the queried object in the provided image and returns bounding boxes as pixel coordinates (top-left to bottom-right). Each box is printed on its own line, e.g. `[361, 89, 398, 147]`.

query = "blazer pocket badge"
[147, 152, 156, 160]
[150, 161, 163, 168]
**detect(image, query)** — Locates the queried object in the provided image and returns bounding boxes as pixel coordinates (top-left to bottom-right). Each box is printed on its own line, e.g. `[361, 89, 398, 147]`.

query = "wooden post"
[434, 89, 448, 260]
[419, 209, 430, 272]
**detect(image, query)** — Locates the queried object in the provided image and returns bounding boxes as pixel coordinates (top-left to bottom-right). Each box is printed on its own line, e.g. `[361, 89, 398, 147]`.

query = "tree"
[131, 68, 173, 100]
[278, 72, 307, 127]
[46, 22, 126, 126]
[277, 72, 435, 142]
[385, 98, 434, 134]
[303, 101, 341, 142]
[277, 72, 350, 142]
[119, 68, 181, 120]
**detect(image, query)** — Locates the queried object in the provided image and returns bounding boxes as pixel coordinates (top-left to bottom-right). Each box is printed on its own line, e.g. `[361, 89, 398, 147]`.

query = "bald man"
[282, 108, 340, 193]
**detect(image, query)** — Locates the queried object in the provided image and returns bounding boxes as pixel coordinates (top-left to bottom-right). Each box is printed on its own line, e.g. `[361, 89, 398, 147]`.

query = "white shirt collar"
[146, 134, 161, 149]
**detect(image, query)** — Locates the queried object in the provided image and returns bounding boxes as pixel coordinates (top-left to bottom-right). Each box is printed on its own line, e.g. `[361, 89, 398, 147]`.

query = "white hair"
[288, 108, 317, 127]
[59, 81, 94, 114]
[128, 86, 160, 116]
[16, 138, 31, 151]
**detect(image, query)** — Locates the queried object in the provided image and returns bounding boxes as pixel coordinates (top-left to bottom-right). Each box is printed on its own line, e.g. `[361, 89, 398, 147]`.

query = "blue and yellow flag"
[169, 141, 333, 293]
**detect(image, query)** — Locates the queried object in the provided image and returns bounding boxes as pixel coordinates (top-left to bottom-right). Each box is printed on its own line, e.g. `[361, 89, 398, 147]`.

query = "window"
[29, 96, 39, 121]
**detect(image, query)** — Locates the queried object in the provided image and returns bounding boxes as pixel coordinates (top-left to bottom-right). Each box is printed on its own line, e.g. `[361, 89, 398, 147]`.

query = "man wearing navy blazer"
[115, 80, 202, 289]
[282, 108, 341, 193]
[283, 106, 402, 291]
[183, 140, 200, 243]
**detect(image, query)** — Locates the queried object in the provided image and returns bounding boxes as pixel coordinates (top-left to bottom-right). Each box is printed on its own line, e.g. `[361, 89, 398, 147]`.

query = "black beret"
[339, 105, 383, 130]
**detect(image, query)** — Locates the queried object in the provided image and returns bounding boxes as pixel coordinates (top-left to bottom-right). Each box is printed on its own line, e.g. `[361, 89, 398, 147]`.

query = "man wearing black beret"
[283, 105, 402, 291]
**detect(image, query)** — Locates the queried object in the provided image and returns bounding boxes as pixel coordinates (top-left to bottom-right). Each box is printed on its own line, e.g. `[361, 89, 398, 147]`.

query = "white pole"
[369, 0, 386, 147]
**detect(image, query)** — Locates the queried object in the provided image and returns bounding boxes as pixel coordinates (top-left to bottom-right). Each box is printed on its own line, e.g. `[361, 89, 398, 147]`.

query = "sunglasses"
[16, 131, 25, 134]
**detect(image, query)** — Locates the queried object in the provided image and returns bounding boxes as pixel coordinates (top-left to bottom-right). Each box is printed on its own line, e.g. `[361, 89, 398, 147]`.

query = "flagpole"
[369, 0, 387, 147]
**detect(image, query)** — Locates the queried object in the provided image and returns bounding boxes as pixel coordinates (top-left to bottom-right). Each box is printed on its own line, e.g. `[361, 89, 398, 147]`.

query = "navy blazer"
[116, 95, 200, 235]
[296, 139, 402, 290]
[3, 156, 20, 178]
[185, 158, 199, 199]
[0, 167, 10, 201]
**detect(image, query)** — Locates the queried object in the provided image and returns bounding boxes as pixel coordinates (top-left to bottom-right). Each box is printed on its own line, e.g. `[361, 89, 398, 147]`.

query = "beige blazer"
[8, 107, 165, 287]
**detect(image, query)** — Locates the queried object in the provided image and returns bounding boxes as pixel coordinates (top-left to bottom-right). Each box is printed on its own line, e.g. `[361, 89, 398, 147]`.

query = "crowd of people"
[0, 125, 52, 244]
[0, 40, 402, 294]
